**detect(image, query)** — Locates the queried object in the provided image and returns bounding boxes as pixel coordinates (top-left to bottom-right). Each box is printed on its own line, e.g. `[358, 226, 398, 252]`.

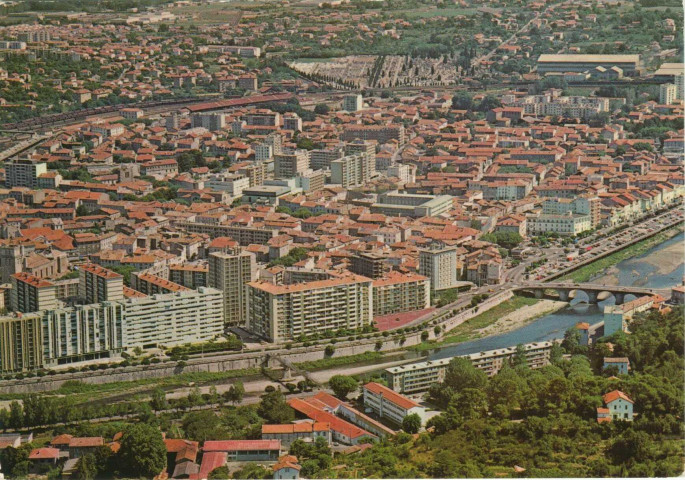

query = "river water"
[418, 232, 685, 361]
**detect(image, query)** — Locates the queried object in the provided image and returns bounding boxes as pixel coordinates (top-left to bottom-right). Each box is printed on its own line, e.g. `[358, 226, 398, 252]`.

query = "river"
[419, 232, 685, 361]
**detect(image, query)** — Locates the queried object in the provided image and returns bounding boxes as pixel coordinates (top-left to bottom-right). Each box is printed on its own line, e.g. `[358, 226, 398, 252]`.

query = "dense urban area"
[0, 0, 682, 478]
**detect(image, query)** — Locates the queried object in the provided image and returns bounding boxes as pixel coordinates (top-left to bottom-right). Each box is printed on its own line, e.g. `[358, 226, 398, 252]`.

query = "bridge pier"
[534, 289, 544, 299]
[557, 288, 571, 302]
[585, 291, 599, 304]
[614, 292, 625, 305]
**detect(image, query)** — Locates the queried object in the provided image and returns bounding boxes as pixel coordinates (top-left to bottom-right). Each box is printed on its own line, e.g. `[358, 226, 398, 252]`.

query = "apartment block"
[78, 263, 124, 304]
[418, 244, 458, 291]
[247, 275, 373, 342]
[130, 271, 190, 296]
[309, 146, 344, 170]
[331, 152, 375, 188]
[274, 150, 309, 179]
[11, 272, 58, 313]
[349, 252, 387, 279]
[385, 341, 555, 394]
[0, 313, 43, 372]
[122, 287, 224, 348]
[372, 272, 430, 317]
[209, 251, 257, 326]
[169, 264, 209, 289]
[342, 94, 363, 112]
[5, 159, 47, 188]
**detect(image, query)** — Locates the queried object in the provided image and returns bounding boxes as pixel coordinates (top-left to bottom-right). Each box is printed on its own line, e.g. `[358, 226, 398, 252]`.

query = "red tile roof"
[363, 382, 420, 410]
[29, 447, 60, 460]
[603, 390, 633, 405]
[203, 440, 280, 452]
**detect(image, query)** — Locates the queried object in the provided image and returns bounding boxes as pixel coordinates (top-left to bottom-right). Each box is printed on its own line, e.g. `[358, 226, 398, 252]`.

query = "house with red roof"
[28, 447, 60, 467]
[597, 390, 634, 422]
[273, 454, 301, 480]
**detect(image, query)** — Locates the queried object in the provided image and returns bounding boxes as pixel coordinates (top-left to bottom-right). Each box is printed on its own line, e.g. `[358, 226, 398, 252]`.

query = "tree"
[151, 388, 167, 411]
[226, 381, 245, 405]
[329, 375, 358, 399]
[402, 413, 422, 434]
[182, 411, 226, 442]
[188, 386, 203, 407]
[314, 103, 330, 115]
[74, 454, 97, 480]
[257, 390, 295, 424]
[452, 91, 473, 110]
[209, 466, 230, 479]
[117, 423, 167, 478]
[511, 344, 528, 368]
[324, 345, 335, 357]
[562, 327, 581, 353]
[76, 204, 90, 217]
[8, 401, 23, 429]
[232, 463, 270, 479]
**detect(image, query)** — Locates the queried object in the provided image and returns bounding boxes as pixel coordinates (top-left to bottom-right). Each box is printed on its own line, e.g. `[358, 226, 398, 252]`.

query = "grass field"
[295, 351, 384, 371]
[0, 368, 264, 403]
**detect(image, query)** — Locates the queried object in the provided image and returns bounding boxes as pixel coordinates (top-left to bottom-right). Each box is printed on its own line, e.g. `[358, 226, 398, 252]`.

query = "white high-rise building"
[418, 244, 458, 291]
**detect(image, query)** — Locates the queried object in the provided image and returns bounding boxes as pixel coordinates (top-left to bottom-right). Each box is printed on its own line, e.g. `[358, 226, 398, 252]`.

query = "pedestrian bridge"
[515, 282, 667, 305]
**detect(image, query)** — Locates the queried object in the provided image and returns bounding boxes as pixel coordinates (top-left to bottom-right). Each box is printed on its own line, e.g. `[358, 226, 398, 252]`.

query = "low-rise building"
[362, 382, 426, 426]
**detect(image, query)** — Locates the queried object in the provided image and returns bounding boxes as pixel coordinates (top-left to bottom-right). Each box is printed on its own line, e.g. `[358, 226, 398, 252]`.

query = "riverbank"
[476, 299, 567, 338]
[412, 295, 543, 352]
[558, 226, 684, 283]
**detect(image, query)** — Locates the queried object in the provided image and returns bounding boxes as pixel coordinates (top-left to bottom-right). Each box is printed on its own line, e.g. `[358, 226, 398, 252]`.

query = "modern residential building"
[309, 146, 344, 170]
[209, 251, 257, 326]
[342, 94, 363, 112]
[130, 272, 190, 296]
[78, 263, 124, 304]
[372, 271, 430, 316]
[247, 274, 373, 342]
[349, 252, 387, 279]
[274, 150, 310, 179]
[384, 341, 556, 393]
[10, 272, 58, 313]
[120, 287, 224, 348]
[659, 83, 677, 105]
[0, 312, 43, 372]
[331, 152, 375, 188]
[169, 264, 209, 289]
[362, 382, 426, 426]
[418, 244, 458, 292]
[5, 159, 47, 188]
[0, 286, 223, 372]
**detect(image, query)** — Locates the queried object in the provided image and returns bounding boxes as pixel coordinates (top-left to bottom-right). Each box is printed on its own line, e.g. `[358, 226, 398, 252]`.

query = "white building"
[418, 244, 458, 291]
[122, 287, 224, 348]
[362, 382, 426, 426]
